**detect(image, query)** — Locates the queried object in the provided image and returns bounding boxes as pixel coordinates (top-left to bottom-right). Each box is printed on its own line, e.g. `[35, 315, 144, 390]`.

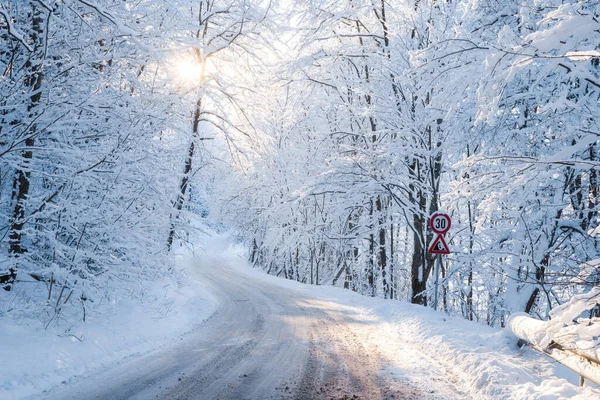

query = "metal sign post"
[434, 254, 442, 311]
[428, 213, 451, 311]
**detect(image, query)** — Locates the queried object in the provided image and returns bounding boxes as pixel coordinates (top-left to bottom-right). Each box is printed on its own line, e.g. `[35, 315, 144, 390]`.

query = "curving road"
[42, 255, 461, 400]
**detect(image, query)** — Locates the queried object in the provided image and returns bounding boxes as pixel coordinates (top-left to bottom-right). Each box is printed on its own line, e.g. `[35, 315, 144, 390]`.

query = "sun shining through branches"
[176, 60, 204, 83]
[171, 56, 230, 87]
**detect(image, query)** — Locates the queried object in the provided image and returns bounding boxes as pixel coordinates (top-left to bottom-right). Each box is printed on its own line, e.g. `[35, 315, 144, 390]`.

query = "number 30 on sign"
[428, 213, 451, 254]
[430, 213, 451, 234]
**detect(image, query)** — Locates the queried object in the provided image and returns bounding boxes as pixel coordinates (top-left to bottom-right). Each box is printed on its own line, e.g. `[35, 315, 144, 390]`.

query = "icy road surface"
[44, 255, 466, 400]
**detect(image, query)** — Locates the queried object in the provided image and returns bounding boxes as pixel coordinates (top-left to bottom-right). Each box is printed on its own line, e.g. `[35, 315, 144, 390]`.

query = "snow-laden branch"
[0, 5, 34, 51]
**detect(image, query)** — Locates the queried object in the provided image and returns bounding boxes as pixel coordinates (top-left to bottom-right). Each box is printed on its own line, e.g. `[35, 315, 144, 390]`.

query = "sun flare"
[176, 61, 204, 82]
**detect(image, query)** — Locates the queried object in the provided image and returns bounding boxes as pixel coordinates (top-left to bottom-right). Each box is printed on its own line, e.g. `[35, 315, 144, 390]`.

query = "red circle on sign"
[430, 213, 451, 234]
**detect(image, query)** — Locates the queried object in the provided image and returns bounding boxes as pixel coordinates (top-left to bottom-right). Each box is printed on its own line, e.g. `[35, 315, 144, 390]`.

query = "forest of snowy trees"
[217, 0, 600, 327]
[1, 0, 599, 329]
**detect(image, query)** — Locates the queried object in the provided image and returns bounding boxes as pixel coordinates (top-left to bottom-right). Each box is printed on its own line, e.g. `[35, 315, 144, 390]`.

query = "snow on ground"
[3, 228, 600, 399]
[208, 232, 600, 400]
[0, 244, 218, 400]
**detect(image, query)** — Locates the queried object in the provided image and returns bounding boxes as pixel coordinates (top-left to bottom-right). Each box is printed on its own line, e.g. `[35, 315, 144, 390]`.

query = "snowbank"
[0, 251, 218, 400]
[365, 300, 598, 399]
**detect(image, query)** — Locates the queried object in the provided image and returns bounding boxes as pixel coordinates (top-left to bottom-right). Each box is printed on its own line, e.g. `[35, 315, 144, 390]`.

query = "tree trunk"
[167, 98, 201, 251]
[250, 238, 258, 265]
[410, 210, 427, 305]
[376, 197, 388, 298]
[366, 200, 375, 296]
[525, 254, 548, 314]
[389, 217, 395, 299]
[9, 6, 45, 261]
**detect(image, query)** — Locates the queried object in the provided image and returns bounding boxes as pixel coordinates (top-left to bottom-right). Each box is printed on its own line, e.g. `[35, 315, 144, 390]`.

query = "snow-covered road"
[42, 251, 464, 400]
[28, 234, 600, 400]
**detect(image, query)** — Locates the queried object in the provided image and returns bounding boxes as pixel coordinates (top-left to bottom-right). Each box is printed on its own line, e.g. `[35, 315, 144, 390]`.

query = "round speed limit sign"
[430, 213, 451, 234]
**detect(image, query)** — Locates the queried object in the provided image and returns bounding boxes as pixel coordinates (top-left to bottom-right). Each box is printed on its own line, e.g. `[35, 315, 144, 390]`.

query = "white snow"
[566, 51, 600, 61]
[3, 230, 600, 399]
[199, 233, 600, 399]
[0, 249, 218, 400]
[543, 135, 598, 164]
[507, 312, 548, 345]
[507, 287, 600, 384]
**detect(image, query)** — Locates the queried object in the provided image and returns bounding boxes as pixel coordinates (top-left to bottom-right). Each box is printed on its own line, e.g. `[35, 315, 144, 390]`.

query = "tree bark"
[389, 217, 395, 299]
[377, 197, 388, 298]
[167, 98, 201, 251]
[9, 6, 45, 260]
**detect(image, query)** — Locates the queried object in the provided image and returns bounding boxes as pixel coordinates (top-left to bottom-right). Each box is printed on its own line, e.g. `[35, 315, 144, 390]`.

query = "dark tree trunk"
[525, 254, 548, 314]
[167, 98, 201, 251]
[250, 238, 258, 264]
[465, 144, 475, 320]
[9, 137, 34, 256]
[310, 243, 314, 285]
[389, 218, 395, 299]
[9, 6, 45, 262]
[588, 146, 597, 229]
[366, 200, 375, 296]
[524, 287, 540, 314]
[410, 211, 428, 305]
[377, 197, 388, 298]
[295, 247, 300, 281]
[408, 97, 443, 307]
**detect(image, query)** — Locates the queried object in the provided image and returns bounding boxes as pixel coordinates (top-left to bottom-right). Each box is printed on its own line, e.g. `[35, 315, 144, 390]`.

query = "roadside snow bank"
[0, 252, 217, 400]
[385, 308, 538, 399]
[387, 306, 599, 399]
